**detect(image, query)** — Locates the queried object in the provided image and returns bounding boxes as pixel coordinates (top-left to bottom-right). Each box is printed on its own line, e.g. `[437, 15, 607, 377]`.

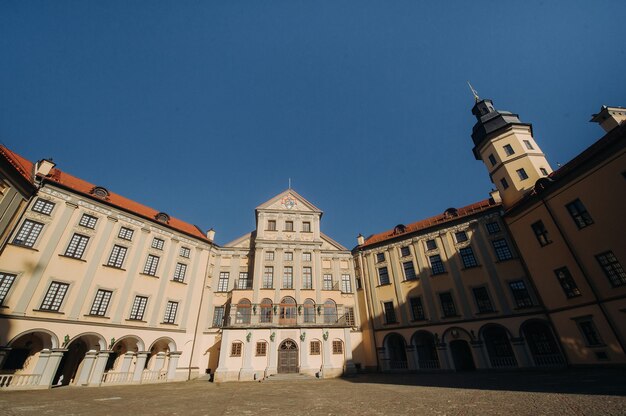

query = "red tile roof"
[360, 198, 499, 248]
[1, 145, 209, 242]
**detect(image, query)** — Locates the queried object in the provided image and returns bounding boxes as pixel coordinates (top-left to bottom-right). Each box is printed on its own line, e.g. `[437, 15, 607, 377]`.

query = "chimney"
[590, 106, 626, 133]
[206, 228, 215, 242]
[357, 234, 365, 246]
[35, 159, 55, 177]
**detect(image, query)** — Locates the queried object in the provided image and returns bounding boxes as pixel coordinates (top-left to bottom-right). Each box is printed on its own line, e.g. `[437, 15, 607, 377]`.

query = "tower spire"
[467, 81, 480, 103]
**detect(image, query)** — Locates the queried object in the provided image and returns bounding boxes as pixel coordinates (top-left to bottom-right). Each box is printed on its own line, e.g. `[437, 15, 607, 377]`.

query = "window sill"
[140, 273, 159, 278]
[430, 272, 447, 277]
[8, 243, 39, 252]
[383, 321, 399, 326]
[476, 310, 498, 315]
[513, 305, 536, 310]
[301, 288, 314, 291]
[495, 258, 516, 263]
[102, 264, 126, 271]
[84, 314, 110, 319]
[160, 322, 178, 326]
[266, 229, 277, 232]
[402, 278, 419, 283]
[125, 319, 147, 323]
[461, 265, 480, 270]
[32, 309, 64, 315]
[171, 280, 187, 285]
[411, 318, 428, 322]
[441, 315, 461, 319]
[376, 283, 392, 288]
[58, 254, 87, 262]
[0, 305, 8, 309]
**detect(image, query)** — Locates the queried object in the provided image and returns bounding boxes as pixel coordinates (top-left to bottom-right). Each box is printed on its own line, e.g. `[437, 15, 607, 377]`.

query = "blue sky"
[1, 1, 625, 247]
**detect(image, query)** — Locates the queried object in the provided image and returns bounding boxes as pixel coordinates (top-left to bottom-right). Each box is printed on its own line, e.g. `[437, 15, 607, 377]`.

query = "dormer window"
[444, 208, 458, 218]
[393, 224, 406, 235]
[91, 186, 110, 199]
[155, 212, 170, 223]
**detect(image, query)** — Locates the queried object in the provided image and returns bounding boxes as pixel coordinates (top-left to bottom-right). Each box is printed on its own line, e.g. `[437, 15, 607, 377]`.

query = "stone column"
[265, 334, 278, 377]
[153, 352, 167, 371]
[470, 341, 488, 369]
[405, 345, 417, 371]
[214, 331, 230, 382]
[32, 349, 51, 375]
[75, 350, 98, 385]
[321, 332, 332, 377]
[377, 347, 389, 372]
[133, 352, 149, 383]
[511, 337, 532, 368]
[38, 348, 67, 388]
[239, 337, 255, 381]
[0, 347, 11, 368]
[119, 352, 135, 373]
[166, 351, 182, 381]
[299, 332, 309, 373]
[343, 328, 356, 374]
[88, 350, 112, 386]
[435, 344, 451, 370]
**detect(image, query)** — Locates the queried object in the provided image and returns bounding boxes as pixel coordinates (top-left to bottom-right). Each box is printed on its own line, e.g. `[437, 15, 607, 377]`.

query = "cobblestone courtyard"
[2, 369, 625, 416]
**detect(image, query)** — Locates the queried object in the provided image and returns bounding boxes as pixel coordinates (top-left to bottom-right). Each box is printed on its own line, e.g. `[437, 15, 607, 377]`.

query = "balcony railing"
[0, 373, 41, 389]
[222, 304, 353, 328]
[101, 371, 133, 385]
[533, 353, 565, 367]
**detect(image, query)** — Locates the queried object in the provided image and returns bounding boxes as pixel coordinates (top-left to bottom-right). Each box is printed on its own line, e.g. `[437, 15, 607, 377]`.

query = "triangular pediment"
[256, 189, 322, 214]
[320, 233, 348, 251]
[222, 232, 253, 249]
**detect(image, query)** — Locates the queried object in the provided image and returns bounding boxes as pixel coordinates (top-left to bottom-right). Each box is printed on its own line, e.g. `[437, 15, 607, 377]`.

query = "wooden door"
[277, 340, 299, 373]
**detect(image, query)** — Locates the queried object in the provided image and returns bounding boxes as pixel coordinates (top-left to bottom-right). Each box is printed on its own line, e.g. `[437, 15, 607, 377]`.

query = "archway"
[521, 320, 565, 367]
[279, 297, 296, 325]
[303, 299, 315, 324]
[235, 298, 251, 324]
[449, 340, 475, 371]
[4, 330, 56, 374]
[481, 325, 517, 368]
[412, 331, 439, 370]
[384, 333, 407, 370]
[260, 298, 273, 324]
[277, 339, 299, 373]
[53, 333, 105, 386]
[323, 299, 337, 324]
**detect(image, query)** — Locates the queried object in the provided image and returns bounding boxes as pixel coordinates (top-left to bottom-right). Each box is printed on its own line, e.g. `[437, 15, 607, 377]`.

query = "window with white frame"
[107, 245, 127, 268]
[118, 227, 134, 241]
[459, 246, 478, 268]
[485, 221, 500, 234]
[163, 301, 178, 324]
[217, 272, 230, 292]
[32, 198, 55, 215]
[213, 306, 225, 327]
[403, 261, 417, 280]
[0, 273, 17, 306]
[179, 246, 191, 258]
[265, 251, 275, 261]
[284, 251, 293, 261]
[509, 280, 533, 308]
[40, 281, 69, 311]
[89, 289, 112, 316]
[429, 254, 445, 275]
[238, 272, 250, 289]
[143, 254, 160, 276]
[302, 267, 312, 289]
[129, 296, 148, 320]
[64, 233, 89, 259]
[378, 267, 390, 285]
[455, 231, 468, 243]
[173, 263, 187, 283]
[332, 340, 343, 354]
[302, 252, 312, 262]
[344, 306, 355, 326]
[492, 239, 513, 261]
[284, 221, 294, 232]
[263, 267, 273, 289]
[13, 220, 44, 247]
[425, 239, 437, 251]
[341, 274, 352, 293]
[256, 342, 267, 356]
[302, 221, 311, 232]
[283, 266, 293, 289]
[310, 341, 321, 355]
[231, 342, 242, 356]
[400, 246, 411, 257]
[151, 237, 165, 250]
[323, 274, 333, 290]
[79, 214, 98, 229]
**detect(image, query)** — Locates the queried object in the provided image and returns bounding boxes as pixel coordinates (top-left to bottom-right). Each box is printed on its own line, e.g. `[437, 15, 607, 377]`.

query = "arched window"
[279, 297, 296, 324]
[260, 298, 273, 324]
[236, 298, 251, 324]
[303, 299, 315, 324]
[323, 299, 337, 324]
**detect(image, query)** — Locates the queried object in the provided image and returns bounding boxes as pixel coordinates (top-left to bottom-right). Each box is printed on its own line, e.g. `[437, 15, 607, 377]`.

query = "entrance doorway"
[53, 340, 89, 385]
[449, 340, 475, 371]
[277, 339, 298, 373]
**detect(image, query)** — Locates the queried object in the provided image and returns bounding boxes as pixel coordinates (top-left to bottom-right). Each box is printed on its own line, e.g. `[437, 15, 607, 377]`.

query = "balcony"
[221, 304, 353, 328]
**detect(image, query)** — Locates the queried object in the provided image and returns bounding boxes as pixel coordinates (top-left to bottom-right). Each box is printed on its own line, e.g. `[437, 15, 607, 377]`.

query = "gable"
[256, 189, 322, 214]
[320, 233, 348, 251]
[223, 232, 253, 249]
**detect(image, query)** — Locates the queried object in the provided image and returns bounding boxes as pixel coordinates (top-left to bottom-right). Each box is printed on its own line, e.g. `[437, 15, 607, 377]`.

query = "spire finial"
[467, 81, 480, 103]
[288, 178, 291, 190]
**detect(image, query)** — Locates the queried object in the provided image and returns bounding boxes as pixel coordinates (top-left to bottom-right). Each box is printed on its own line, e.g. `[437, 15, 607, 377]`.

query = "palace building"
[0, 98, 624, 389]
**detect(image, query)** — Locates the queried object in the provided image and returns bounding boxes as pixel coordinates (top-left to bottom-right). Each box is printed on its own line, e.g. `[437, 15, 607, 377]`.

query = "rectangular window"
[509, 280, 533, 308]
[383, 301, 397, 324]
[500, 177, 509, 189]
[455, 231, 468, 243]
[64, 233, 89, 259]
[566, 199, 593, 229]
[107, 245, 127, 268]
[284, 221, 294, 231]
[213, 306, 225, 327]
[302, 221, 311, 232]
[577, 319, 603, 347]
[341, 274, 352, 293]
[555, 267, 581, 298]
[231, 342, 242, 357]
[400, 246, 411, 257]
[472, 287, 494, 313]
[40, 282, 69, 311]
[596, 251, 626, 288]
[163, 301, 178, 324]
[492, 239, 513, 261]
[283, 266, 293, 289]
[118, 227, 134, 241]
[129, 296, 148, 320]
[409, 297, 425, 321]
[32, 198, 55, 215]
[516, 168, 529, 180]
[332, 340, 343, 354]
[403, 261, 417, 280]
[344, 306, 355, 326]
[503, 144, 515, 156]
[310, 341, 321, 355]
[256, 342, 267, 356]
[151, 237, 165, 250]
[523, 139, 534, 150]
[439, 292, 457, 317]
[302, 267, 312, 289]
[460, 247, 478, 268]
[0, 273, 17, 306]
[378, 267, 390, 285]
[89, 289, 112, 316]
[263, 267, 273, 289]
[429, 254, 445, 275]
[531, 220, 551, 246]
[284, 251, 293, 261]
[486, 221, 500, 234]
[238, 272, 250, 289]
[13, 219, 44, 247]
[143, 254, 160, 276]
[267, 220, 276, 231]
[488, 153, 497, 166]
[180, 246, 191, 258]
[302, 252, 312, 262]
[79, 214, 98, 229]
[173, 263, 187, 283]
[540, 167, 548, 176]
[265, 251, 275, 261]
[217, 272, 230, 292]
[425, 239, 437, 250]
[323, 273, 333, 290]
[376, 253, 385, 263]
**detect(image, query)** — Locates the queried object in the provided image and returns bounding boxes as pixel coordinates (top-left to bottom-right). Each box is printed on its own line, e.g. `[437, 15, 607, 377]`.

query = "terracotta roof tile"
[0, 145, 35, 182]
[361, 198, 498, 248]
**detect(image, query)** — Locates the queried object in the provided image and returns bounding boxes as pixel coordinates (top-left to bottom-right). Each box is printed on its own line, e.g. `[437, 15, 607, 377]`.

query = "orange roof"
[1, 145, 209, 242]
[361, 198, 499, 248]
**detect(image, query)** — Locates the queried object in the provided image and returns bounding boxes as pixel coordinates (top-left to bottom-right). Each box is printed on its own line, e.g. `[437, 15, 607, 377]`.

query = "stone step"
[265, 373, 319, 382]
